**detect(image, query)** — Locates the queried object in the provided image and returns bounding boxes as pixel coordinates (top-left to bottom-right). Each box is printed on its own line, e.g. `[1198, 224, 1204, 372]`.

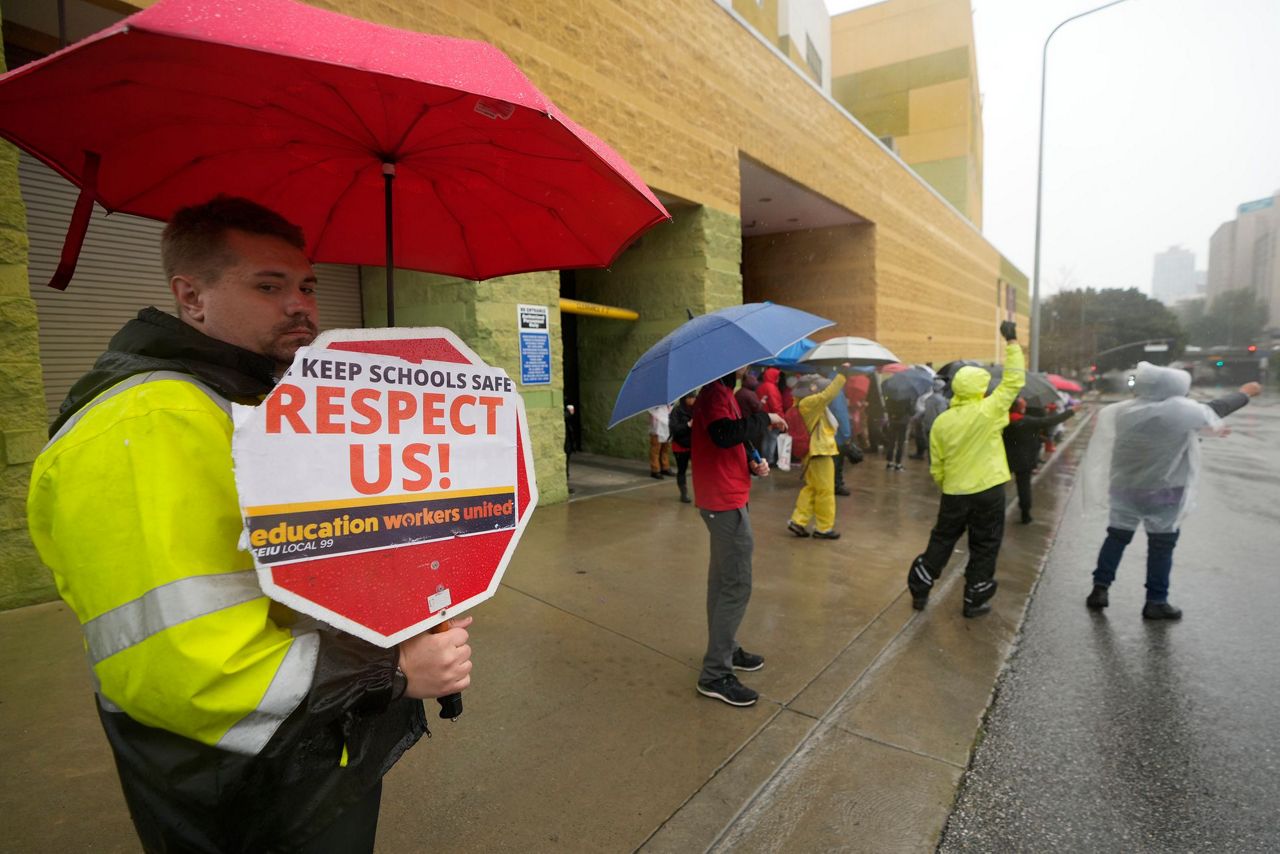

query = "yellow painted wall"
[830, 0, 983, 226]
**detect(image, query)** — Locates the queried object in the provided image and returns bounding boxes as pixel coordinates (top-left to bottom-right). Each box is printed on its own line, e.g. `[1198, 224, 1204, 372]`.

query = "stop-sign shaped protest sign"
[232, 327, 538, 647]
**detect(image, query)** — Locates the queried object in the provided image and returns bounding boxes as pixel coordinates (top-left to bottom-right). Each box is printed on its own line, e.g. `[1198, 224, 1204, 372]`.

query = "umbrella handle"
[430, 619, 464, 721]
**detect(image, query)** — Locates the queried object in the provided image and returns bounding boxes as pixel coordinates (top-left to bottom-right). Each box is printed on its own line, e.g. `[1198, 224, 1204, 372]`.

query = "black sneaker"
[813, 529, 841, 540]
[1086, 585, 1109, 610]
[834, 486, 852, 496]
[732, 648, 765, 672]
[787, 520, 810, 537]
[963, 580, 998, 618]
[1020, 512, 1034, 525]
[697, 674, 758, 707]
[649, 472, 663, 480]
[907, 556, 934, 610]
[1142, 601, 1183, 621]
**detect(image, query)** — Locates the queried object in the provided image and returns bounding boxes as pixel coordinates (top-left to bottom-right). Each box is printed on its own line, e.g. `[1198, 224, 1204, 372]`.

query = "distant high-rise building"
[1151, 246, 1197, 304]
[1207, 191, 1280, 333]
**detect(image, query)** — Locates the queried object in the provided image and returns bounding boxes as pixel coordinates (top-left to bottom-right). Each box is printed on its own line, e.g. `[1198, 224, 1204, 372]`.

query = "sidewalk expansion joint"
[835, 725, 968, 770]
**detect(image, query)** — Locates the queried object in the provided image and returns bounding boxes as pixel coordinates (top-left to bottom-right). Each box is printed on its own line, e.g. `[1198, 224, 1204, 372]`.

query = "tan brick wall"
[116, 0, 1012, 358]
[743, 223, 877, 339]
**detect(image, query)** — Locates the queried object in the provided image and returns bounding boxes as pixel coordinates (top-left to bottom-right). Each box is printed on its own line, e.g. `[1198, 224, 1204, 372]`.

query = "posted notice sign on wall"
[232, 327, 538, 646]
[518, 303, 551, 386]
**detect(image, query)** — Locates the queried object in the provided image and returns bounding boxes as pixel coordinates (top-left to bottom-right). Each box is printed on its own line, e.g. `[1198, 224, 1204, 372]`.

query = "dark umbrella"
[609, 303, 834, 428]
[881, 366, 934, 402]
[938, 359, 983, 383]
[0, 0, 669, 324]
[985, 366, 1060, 409]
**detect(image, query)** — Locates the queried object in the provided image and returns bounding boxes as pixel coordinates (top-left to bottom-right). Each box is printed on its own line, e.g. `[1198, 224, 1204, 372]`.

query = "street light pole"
[1030, 0, 1137, 372]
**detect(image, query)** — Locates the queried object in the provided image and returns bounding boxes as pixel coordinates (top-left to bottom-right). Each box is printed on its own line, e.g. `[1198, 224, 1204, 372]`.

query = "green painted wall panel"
[0, 6, 57, 609]
[362, 268, 569, 505]
[574, 206, 741, 459]
[841, 46, 971, 101]
[910, 156, 969, 216]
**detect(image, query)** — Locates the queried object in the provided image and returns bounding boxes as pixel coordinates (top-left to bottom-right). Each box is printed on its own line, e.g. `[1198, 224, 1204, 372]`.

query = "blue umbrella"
[609, 303, 834, 428]
[756, 337, 817, 368]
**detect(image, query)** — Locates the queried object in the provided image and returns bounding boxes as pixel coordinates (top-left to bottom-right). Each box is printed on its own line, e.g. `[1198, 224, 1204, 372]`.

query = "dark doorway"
[559, 270, 582, 452]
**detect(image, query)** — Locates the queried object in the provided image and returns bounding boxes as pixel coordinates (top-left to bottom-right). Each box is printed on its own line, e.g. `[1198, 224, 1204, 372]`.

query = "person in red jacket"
[692, 368, 787, 707]
[756, 367, 783, 463]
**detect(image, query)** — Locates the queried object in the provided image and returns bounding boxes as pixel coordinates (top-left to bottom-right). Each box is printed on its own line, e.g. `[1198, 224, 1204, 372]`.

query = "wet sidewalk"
[0, 425, 1088, 853]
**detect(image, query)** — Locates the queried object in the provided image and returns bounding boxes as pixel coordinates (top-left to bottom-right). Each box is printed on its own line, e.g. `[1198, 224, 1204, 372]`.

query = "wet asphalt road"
[941, 392, 1280, 853]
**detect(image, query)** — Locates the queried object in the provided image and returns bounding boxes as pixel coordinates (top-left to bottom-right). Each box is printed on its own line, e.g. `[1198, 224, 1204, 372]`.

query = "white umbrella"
[800, 336, 899, 367]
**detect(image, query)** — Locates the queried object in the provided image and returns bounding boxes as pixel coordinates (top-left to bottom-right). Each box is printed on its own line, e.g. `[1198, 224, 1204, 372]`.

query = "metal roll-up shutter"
[18, 154, 363, 422]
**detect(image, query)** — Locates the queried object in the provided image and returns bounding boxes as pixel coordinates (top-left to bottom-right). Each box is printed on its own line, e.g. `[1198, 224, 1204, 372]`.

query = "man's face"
[174, 229, 318, 371]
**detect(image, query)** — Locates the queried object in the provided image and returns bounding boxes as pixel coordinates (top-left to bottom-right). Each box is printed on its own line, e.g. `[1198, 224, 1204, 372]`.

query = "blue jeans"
[1092, 526, 1180, 603]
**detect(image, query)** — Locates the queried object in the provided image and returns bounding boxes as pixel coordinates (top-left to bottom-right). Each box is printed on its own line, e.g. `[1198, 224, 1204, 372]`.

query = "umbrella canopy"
[800, 336, 899, 367]
[938, 359, 983, 382]
[756, 337, 817, 369]
[881, 366, 934, 402]
[879, 362, 910, 374]
[609, 303, 834, 427]
[0, 0, 668, 311]
[985, 366, 1060, 409]
[844, 373, 872, 403]
[1047, 373, 1084, 393]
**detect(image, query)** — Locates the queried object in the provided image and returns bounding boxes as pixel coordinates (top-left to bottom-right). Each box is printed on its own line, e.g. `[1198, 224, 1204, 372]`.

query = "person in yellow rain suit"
[27, 197, 472, 853]
[906, 321, 1024, 617]
[787, 366, 850, 540]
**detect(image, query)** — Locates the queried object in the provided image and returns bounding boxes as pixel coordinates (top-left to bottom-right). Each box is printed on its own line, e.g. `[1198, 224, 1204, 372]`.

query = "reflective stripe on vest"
[52, 370, 315, 756]
[82, 570, 264, 665]
[217, 631, 319, 756]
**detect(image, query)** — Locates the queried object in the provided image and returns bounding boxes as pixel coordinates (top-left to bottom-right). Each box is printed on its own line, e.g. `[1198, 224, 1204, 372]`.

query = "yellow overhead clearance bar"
[558, 298, 638, 321]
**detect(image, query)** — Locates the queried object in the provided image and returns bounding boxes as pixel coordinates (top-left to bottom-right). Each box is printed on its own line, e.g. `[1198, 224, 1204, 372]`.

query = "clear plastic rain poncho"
[1082, 362, 1224, 533]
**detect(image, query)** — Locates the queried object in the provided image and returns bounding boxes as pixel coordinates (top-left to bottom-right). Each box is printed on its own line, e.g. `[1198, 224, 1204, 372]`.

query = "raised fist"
[999, 320, 1018, 342]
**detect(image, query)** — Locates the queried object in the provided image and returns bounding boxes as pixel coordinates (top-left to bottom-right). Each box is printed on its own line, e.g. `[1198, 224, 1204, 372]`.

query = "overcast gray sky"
[826, 0, 1280, 295]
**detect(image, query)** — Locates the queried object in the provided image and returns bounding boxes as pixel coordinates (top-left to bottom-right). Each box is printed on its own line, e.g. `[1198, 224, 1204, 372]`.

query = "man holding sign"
[27, 198, 470, 852]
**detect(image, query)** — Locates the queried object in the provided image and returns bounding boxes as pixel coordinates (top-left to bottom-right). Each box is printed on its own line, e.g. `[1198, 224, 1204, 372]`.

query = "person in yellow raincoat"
[787, 366, 850, 540]
[906, 321, 1024, 617]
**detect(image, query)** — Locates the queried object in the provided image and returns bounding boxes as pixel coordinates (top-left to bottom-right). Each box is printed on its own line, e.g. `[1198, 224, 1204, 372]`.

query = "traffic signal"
[1247, 345, 1257, 353]
[1215, 360, 1225, 367]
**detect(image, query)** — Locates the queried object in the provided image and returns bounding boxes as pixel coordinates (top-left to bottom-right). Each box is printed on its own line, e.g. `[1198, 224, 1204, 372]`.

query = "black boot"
[963, 579, 998, 618]
[907, 555, 934, 610]
[1142, 601, 1183, 621]
[679, 484, 691, 504]
[1085, 585, 1109, 610]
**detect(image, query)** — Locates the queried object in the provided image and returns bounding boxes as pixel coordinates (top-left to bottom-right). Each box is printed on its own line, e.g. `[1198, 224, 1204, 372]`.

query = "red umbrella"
[0, 0, 668, 323]
[878, 362, 910, 374]
[1047, 374, 1084, 393]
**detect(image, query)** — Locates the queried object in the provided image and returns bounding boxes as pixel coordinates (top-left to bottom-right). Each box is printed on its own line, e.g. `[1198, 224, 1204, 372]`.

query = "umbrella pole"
[383, 163, 396, 327]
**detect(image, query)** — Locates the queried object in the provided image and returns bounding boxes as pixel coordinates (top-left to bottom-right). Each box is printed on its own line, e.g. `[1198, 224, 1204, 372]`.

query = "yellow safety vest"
[928, 342, 1025, 495]
[27, 372, 316, 755]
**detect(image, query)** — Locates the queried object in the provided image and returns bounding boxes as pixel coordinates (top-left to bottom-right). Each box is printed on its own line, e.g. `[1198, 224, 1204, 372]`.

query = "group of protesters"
[670, 316, 1262, 710]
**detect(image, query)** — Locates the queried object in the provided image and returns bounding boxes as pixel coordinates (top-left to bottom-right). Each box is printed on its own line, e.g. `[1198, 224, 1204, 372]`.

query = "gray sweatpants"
[699, 506, 753, 683]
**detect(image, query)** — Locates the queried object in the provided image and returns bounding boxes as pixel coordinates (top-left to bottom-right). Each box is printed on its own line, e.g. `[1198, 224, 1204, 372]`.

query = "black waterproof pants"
[885, 417, 909, 464]
[920, 483, 1006, 585]
[1013, 470, 1033, 516]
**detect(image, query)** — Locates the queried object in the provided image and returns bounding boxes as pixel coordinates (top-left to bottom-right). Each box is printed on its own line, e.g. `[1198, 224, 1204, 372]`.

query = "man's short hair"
[161, 196, 306, 282]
